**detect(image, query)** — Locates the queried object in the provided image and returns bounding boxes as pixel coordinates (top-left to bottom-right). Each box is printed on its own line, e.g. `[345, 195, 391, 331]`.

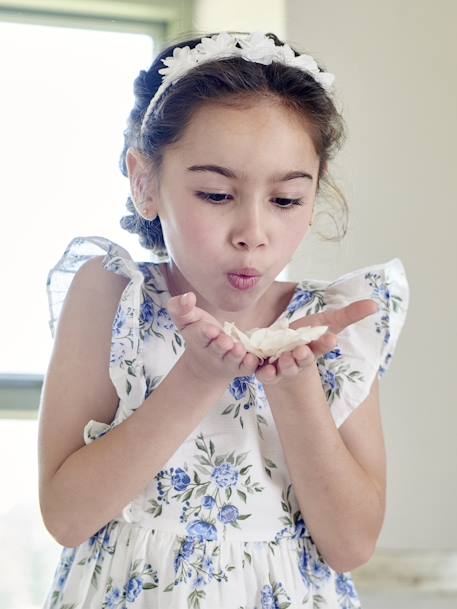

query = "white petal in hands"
[223, 316, 328, 364]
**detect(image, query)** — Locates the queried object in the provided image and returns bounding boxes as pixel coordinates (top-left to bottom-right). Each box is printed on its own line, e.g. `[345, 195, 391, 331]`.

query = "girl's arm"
[38, 258, 228, 548]
[264, 364, 385, 573]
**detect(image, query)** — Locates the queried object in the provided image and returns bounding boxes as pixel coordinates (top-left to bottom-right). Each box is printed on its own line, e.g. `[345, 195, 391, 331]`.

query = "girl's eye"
[195, 192, 304, 210]
[273, 197, 304, 209]
[196, 192, 231, 203]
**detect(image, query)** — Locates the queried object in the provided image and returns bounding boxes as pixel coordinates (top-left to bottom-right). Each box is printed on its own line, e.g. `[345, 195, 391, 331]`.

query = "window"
[0, 17, 159, 608]
[0, 21, 154, 376]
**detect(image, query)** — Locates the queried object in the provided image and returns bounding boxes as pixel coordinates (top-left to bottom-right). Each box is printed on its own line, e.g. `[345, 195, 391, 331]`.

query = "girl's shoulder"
[46, 235, 166, 339]
[45, 235, 173, 445]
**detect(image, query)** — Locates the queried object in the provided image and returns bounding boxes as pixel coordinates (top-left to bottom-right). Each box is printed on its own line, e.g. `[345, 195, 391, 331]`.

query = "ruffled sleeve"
[293, 257, 410, 429]
[46, 235, 148, 443]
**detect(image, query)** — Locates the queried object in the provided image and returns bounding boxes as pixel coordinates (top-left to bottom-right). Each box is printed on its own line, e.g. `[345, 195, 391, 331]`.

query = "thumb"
[167, 291, 194, 313]
[167, 292, 202, 331]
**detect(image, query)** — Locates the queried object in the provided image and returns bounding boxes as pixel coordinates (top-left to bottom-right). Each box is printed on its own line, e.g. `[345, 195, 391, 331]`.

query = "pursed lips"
[228, 267, 262, 277]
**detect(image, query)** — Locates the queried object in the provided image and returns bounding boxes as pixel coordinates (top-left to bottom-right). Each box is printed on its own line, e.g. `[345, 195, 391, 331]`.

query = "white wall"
[194, 0, 285, 38]
[285, 0, 457, 550]
[193, 0, 457, 551]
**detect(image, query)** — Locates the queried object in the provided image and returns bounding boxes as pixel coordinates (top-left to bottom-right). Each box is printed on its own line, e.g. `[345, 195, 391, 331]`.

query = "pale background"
[196, 0, 457, 552]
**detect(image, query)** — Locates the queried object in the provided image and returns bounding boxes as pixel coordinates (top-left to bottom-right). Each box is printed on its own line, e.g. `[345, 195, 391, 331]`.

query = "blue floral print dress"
[42, 235, 409, 609]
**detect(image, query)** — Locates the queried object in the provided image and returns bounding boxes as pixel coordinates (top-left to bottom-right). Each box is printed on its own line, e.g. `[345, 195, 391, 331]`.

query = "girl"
[39, 31, 409, 609]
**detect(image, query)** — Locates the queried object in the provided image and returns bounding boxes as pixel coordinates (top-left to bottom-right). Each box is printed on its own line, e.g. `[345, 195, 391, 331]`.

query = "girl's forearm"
[264, 365, 384, 573]
[41, 355, 228, 548]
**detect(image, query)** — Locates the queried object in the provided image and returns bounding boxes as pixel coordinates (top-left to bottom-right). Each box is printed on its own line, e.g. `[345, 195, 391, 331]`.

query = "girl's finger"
[167, 293, 200, 330]
[224, 341, 245, 362]
[293, 344, 314, 367]
[209, 332, 234, 355]
[308, 332, 338, 358]
[202, 323, 220, 340]
[325, 299, 378, 334]
[240, 352, 259, 372]
[256, 363, 277, 384]
[277, 353, 298, 377]
[290, 298, 378, 334]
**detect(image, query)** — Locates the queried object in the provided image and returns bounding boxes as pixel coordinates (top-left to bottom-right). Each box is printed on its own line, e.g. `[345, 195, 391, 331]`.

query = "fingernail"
[180, 293, 190, 305]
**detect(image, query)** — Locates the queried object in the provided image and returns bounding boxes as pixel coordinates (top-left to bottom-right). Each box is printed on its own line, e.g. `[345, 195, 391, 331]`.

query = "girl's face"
[142, 98, 320, 328]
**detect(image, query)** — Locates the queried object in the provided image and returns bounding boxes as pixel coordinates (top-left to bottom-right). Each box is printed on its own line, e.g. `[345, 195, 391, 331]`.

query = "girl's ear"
[126, 147, 158, 219]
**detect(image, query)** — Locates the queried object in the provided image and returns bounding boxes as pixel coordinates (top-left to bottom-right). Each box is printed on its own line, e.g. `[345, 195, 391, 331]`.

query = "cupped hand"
[167, 292, 260, 384]
[254, 299, 379, 385]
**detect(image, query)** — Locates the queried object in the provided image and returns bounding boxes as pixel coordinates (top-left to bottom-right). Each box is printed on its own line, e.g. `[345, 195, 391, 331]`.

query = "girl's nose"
[230, 201, 269, 250]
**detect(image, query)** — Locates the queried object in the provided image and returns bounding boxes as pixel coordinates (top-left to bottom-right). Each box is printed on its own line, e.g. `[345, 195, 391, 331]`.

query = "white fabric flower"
[314, 72, 336, 89]
[275, 44, 334, 90]
[223, 316, 328, 364]
[237, 31, 278, 65]
[195, 32, 239, 63]
[140, 31, 336, 134]
[274, 43, 295, 64]
[158, 46, 198, 83]
[289, 53, 320, 74]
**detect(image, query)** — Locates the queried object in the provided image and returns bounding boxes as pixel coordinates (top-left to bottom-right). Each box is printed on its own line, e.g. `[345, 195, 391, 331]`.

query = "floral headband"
[139, 31, 335, 135]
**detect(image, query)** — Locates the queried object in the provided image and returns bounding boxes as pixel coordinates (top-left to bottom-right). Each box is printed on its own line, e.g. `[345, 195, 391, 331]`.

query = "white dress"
[41, 235, 409, 609]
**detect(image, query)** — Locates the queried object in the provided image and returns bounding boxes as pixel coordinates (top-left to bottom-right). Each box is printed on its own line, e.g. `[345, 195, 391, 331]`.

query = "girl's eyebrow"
[186, 164, 313, 181]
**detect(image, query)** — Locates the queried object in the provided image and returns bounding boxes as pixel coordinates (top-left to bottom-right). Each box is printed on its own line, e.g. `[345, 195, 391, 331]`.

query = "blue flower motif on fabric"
[274, 485, 312, 544]
[222, 375, 269, 438]
[46, 521, 120, 607]
[335, 573, 361, 608]
[186, 520, 218, 541]
[138, 262, 168, 301]
[378, 353, 393, 378]
[147, 433, 263, 532]
[140, 297, 154, 324]
[111, 301, 134, 354]
[212, 461, 240, 487]
[271, 484, 341, 603]
[156, 306, 174, 330]
[138, 293, 158, 337]
[103, 585, 122, 609]
[101, 558, 159, 608]
[126, 576, 143, 601]
[316, 346, 364, 406]
[230, 376, 252, 401]
[47, 546, 76, 607]
[238, 578, 293, 609]
[158, 434, 262, 608]
[218, 504, 239, 524]
[365, 270, 405, 377]
[110, 293, 140, 397]
[164, 532, 235, 607]
[324, 347, 342, 360]
[85, 522, 116, 559]
[172, 467, 192, 491]
[284, 281, 326, 319]
[201, 495, 216, 509]
[134, 262, 181, 346]
[112, 306, 127, 338]
[259, 581, 292, 608]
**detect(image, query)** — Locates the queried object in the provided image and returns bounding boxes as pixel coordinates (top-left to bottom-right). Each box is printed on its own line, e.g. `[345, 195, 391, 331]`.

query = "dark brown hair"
[119, 31, 348, 258]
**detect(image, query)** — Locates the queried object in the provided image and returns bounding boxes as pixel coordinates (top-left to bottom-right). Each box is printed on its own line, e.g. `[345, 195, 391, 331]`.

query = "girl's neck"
[160, 262, 296, 332]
